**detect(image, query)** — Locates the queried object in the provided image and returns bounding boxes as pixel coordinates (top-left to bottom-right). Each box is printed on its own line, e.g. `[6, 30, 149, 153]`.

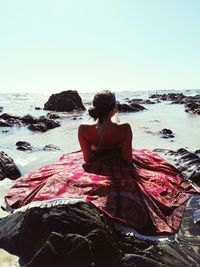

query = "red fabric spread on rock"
[5, 149, 197, 235]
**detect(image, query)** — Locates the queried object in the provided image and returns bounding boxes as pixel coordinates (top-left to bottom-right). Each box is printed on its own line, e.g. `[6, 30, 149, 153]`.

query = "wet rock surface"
[159, 128, 175, 139]
[128, 98, 156, 105]
[16, 141, 60, 152]
[0, 151, 21, 180]
[144, 128, 175, 139]
[185, 101, 200, 115]
[44, 90, 86, 112]
[0, 113, 60, 132]
[0, 199, 199, 267]
[154, 148, 200, 186]
[117, 102, 146, 112]
[149, 93, 200, 115]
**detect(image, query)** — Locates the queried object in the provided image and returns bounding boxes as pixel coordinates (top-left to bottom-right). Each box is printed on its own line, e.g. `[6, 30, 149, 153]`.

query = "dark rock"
[2, 130, 9, 133]
[128, 99, 156, 105]
[0, 113, 20, 120]
[0, 151, 21, 180]
[21, 114, 38, 124]
[0, 113, 61, 132]
[0, 199, 199, 267]
[46, 113, 60, 119]
[38, 116, 61, 130]
[35, 107, 42, 110]
[0, 202, 123, 267]
[159, 128, 175, 139]
[117, 102, 146, 112]
[154, 148, 200, 186]
[0, 106, 3, 112]
[28, 122, 48, 132]
[16, 141, 33, 151]
[150, 93, 185, 102]
[0, 119, 13, 127]
[185, 101, 200, 115]
[43, 144, 60, 151]
[44, 90, 86, 112]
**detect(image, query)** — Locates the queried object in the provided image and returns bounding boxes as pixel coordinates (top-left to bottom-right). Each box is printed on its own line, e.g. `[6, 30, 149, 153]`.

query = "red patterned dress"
[5, 149, 197, 235]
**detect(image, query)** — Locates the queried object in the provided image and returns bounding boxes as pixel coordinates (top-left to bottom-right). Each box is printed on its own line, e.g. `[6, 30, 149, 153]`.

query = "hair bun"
[88, 107, 98, 120]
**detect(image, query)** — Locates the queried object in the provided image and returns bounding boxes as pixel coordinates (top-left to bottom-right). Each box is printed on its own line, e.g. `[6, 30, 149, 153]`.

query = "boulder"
[0, 119, 13, 127]
[159, 128, 175, 139]
[0, 113, 60, 132]
[0, 151, 21, 180]
[43, 144, 60, 151]
[44, 90, 86, 112]
[16, 141, 33, 151]
[28, 122, 48, 132]
[117, 103, 146, 112]
[185, 102, 200, 115]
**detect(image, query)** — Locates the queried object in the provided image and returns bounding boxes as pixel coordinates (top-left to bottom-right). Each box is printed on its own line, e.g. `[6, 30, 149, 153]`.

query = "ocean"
[0, 89, 200, 174]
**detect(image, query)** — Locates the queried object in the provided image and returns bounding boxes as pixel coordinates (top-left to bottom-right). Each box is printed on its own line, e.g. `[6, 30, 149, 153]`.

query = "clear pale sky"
[0, 0, 200, 93]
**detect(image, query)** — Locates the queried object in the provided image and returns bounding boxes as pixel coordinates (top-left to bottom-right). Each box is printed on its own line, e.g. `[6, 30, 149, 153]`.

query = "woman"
[78, 90, 132, 163]
[4, 90, 197, 235]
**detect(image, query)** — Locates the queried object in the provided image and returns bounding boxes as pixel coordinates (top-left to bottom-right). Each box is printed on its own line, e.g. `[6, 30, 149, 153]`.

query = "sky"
[0, 0, 200, 93]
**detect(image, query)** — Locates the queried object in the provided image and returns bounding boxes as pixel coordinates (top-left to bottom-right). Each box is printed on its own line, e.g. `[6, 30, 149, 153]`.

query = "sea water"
[0, 89, 199, 174]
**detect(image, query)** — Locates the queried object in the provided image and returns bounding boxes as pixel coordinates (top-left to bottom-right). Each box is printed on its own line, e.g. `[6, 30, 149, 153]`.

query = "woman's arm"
[121, 123, 133, 163]
[78, 125, 93, 162]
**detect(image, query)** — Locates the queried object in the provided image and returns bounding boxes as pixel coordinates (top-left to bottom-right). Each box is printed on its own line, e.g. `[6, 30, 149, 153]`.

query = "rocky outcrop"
[154, 148, 200, 186]
[144, 128, 175, 139]
[0, 151, 21, 180]
[150, 93, 186, 102]
[159, 128, 175, 139]
[16, 141, 60, 151]
[0, 199, 199, 267]
[185, 102, 200, 115]
[117, 102, 146, 112]
[44, 90, 86, 112]
[0, 113, 60, 132]
[128, 99, 156, 105]
[149, 93, 200, 115]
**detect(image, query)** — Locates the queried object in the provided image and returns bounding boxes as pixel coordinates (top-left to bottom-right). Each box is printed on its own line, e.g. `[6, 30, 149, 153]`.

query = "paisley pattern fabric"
[5, 149, 197, 235]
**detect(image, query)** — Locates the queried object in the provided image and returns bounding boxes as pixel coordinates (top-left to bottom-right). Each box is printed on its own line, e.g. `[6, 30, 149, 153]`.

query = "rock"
[0, 107, 3, 112]
[150, 93, 185, 102]
[0, 113, 60, 132]
[35, 107, 41, 110]
[185, 102, 200, 115]
[0, 151, 21, 180]
[16, 141, 33, 151]
[43, 144, 60, 151]
[128, 99, 156, 105]
[46, 113, 61, 119]
[0, 202, 123, 267]
[21, 114, 38, 124]
[44, 90, 86, 112]
[0, 119, 13, 127]
[154, 148, 200, 186]
[117, 102, 146, 112]
[28, 122, 48, 132]
[159, 128, 175, 139]
[0, 200, 199, 267]
[38, 116, 61, 130]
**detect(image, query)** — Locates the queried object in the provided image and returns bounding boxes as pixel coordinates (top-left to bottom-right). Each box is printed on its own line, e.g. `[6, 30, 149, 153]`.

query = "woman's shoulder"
[115, 122, 132, 129]
[78, 122, 97, 132]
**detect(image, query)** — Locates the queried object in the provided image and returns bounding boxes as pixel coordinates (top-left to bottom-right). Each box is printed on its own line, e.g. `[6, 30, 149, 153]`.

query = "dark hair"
[88, 90, 116, 124]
